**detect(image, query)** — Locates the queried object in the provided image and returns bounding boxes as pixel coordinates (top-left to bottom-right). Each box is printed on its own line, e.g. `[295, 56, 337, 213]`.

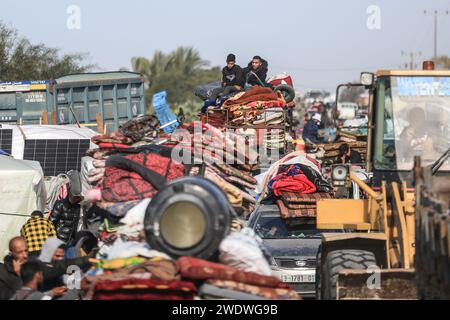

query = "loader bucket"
[336, 269, 417, 300]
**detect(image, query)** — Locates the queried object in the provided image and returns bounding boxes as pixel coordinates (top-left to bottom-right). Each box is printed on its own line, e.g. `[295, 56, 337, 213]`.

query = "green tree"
[132, 47, 221, 112]
[0, 21, 92, 81]
[434, 55, 450, 70]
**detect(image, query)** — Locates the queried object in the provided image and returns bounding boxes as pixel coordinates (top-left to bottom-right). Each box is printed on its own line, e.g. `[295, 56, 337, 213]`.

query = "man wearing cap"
[302, 113, 322, 144]
[210, 53, 244, 101]
[49, 171, 83, 244]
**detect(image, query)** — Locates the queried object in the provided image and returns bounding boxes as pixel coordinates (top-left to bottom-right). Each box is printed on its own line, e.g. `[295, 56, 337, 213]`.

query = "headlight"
[332, 165, 348, 182]
[360, 72, 375, 86]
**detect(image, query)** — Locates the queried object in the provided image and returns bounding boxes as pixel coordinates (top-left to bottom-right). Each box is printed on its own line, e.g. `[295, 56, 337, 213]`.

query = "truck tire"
[319, 249, 377, 300]
[274, 84, 295, 103]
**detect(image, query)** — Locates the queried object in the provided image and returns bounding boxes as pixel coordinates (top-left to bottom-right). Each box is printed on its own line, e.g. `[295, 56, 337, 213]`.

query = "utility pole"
[424, 10, 449, 59]
[401, 51, 422, 69]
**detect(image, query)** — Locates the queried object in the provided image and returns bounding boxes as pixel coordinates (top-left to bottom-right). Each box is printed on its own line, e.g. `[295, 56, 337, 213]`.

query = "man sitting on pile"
[210, 54, 244, 101]
[244, 55, 269, 87]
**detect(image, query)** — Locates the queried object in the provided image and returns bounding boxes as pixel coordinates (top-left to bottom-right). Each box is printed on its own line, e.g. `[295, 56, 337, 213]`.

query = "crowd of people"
[0, 176, 97, 300]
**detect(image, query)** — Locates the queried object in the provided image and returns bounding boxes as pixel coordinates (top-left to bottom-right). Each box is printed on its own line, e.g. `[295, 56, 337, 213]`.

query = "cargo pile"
[201, 86, 293, 157]
[62, 113, 300, 300]
[314, 141, 367, 165]
[256, 151, 333, 220]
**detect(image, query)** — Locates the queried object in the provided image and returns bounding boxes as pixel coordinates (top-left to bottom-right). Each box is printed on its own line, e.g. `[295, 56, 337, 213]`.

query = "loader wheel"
[319, 249, 377, 300]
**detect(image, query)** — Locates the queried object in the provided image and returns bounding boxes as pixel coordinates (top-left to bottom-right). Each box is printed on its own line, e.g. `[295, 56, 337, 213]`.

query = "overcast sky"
[2, 0, 450, 92]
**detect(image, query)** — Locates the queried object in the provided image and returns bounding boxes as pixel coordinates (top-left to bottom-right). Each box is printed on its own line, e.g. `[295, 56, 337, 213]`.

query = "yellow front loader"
[315, 62, 450, 299]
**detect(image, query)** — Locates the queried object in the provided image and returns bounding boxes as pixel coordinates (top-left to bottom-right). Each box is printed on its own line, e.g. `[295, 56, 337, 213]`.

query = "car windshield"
[255, 216, 324, 239]
[374, 76, 450, 171]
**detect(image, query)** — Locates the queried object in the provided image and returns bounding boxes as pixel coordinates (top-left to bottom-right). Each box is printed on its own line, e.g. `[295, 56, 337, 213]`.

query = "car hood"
[262, 238, 321, 258]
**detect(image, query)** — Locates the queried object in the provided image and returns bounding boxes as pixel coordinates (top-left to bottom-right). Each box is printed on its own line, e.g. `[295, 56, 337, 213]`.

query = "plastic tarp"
[0, 124, 97, 160]
[194, 81, 222, 101]
[0, 156, 46, 261]
[152, 92, 179, 134]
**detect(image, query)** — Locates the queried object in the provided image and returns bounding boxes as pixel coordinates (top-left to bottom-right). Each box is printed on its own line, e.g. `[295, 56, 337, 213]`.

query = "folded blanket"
[92, 132, 134, 145]
[280, 191, 332, 204]
[207, 279, 300, 300]
[213, 163, 256, 184]
[82, 273, 153, 300]
[224, 86, 280, 107]
[177, 257, 284, 288]
[225, 175, 257, 191]
[190, 166, 243, 206]
[277, 200, 317, 218]
[92, 278, 196, 300]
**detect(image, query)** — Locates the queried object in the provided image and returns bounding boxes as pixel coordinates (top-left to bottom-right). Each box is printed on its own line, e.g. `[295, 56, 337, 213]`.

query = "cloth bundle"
[101, 152, 185, 202]
[177, 257, 299, 300]
[119, 114, 160, 142]
[269, 165, 318, 197]
[219, 228, 272, 276]
[177, 257, 283, 288]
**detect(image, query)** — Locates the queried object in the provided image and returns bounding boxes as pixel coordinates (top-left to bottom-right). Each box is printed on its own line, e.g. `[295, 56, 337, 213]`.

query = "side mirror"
[360, 72, 375, 87]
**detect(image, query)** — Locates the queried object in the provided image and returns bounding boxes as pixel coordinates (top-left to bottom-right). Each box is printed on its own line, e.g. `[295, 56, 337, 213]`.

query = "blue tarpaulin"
[152, 91, 179, 134]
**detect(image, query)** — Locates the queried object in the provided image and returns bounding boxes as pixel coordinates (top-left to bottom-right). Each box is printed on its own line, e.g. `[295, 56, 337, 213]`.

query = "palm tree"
[434, 55, 450, 70]
[131, 46, 220, 107]
[166, 47, 208, 77]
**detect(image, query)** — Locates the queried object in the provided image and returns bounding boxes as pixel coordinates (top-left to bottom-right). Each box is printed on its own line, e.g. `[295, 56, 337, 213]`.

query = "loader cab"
[334, 65, 450, 188]
[365, 68, 450, 187]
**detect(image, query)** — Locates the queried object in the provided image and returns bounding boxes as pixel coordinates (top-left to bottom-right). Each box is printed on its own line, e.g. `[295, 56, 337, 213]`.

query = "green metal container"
[0, 80, 51, 124]
[0, 71, 147, 132]
[53, 71, 146, 132]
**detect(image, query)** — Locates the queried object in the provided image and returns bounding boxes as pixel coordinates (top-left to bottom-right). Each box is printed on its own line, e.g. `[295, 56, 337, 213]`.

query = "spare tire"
[144, 177, 232, 260]
[275, 84, 296, 103]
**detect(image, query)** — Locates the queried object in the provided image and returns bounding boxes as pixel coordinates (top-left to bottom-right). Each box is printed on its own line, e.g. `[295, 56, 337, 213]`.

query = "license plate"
[281, 274, 315, 283]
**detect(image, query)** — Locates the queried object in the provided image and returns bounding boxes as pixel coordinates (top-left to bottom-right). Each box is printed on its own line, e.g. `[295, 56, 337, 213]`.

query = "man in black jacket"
[49, 170, 82, 243]
[244, 56, 269, 86]
[210, 54, 244, 101]
[0, 237, 28, 300]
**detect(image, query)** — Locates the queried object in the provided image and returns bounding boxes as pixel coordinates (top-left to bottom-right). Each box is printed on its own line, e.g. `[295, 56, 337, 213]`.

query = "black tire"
[319, 249, 377, 300]
[275, 84, 296, 103]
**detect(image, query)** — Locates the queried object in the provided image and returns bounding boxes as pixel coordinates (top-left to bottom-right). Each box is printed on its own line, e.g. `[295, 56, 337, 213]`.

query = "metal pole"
[434, 11, 438, 59]
[424, 10, 449, 59]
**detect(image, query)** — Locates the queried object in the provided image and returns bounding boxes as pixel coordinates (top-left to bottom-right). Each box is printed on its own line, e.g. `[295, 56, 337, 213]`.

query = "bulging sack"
[219, 228, 272, 276]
